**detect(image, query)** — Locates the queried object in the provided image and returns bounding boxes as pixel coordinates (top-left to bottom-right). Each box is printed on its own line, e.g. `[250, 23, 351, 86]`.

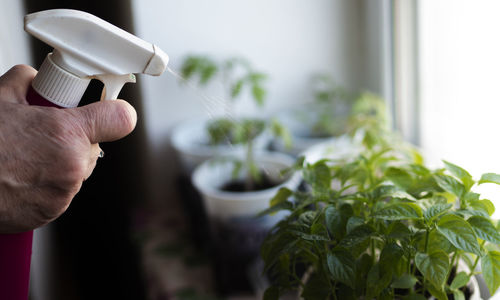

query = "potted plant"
[273, 73, 354, 156]
[171, 55, 275, 174]
[261, 97, 500, 299]
[173, 55, 295, 294]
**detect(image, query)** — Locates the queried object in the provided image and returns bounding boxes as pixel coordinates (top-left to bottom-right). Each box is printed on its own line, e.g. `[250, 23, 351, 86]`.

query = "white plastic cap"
[32, 53, 90, 108]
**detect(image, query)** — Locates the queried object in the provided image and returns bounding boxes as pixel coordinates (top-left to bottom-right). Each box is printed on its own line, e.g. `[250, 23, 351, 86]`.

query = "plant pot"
[191, 152, 301, 294]
[300, 134, 358, 163]
[171, 117, 271, 175]
[272, 105, 349, 156]
[192, 151, 300, 221]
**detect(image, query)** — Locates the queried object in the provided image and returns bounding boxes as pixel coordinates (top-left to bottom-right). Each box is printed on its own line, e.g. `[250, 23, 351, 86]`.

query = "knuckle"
[60, 156, 87, 184]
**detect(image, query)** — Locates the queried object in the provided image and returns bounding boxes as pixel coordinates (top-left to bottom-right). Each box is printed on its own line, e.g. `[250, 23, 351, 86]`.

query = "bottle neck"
[26, 85, 63, 108]
[31, 53, 90, 108]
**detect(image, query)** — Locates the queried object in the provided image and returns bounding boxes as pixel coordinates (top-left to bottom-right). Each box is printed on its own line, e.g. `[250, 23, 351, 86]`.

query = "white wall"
[0, 1, 32, 73]
[131, 0, 390, 202]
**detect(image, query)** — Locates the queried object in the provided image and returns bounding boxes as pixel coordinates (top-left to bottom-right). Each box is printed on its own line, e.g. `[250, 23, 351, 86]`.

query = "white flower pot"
[192, 152, 301, 220]
[300, 134, 357, 164]
[171, 117, 271, 175]
[192, 152, 302, 291]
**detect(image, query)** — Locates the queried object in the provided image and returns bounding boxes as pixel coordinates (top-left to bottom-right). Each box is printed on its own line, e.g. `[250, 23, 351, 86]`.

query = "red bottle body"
[0, 86, 61, 300]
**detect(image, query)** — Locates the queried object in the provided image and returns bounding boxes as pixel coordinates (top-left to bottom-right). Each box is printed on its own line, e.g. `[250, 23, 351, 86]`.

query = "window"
[416, 0, 500, 218]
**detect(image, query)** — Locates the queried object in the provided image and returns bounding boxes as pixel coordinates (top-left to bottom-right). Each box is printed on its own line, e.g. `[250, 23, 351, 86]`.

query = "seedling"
[293, 73, 352, 138]
[180, 55, 291, 190]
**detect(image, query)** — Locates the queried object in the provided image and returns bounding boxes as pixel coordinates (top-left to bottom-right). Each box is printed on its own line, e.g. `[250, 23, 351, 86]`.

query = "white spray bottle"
[0, 9, 169, 300]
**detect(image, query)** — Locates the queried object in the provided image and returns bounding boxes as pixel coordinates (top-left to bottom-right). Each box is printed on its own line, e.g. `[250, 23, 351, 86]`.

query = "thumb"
[67, 100, 137, 143]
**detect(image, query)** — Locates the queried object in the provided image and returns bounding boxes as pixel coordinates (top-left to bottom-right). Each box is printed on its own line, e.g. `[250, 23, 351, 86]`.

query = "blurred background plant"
[179, 54, 291, 190]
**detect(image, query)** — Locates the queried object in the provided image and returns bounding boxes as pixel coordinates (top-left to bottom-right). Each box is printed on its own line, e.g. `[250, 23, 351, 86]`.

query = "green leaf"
[338, 224, 374, 249]
[327, 250, 356, 288]
[468, 199, 495, 217]
[258, 201, 293, 217]
[468, 216, 500, 244]
[453, 290, 465, 300]
[434, 174, 465, 197]
[355, 253, 373, 292]
[303, 161, 331, 197]
[391, 274, 418, 289]
[443, 160, 475, 191]
[427, 229, 456, 254]
[481, 250, 500, 295]
[291, 230, 329, 241]
[423, 203, 453, 223]
[464, 191, 480, 202]
[373, 203, 423, 220]
[387, 221, 411, 240]
[298, 211, 317, 227]
[270, 187, 292, 207]
[415, 251, 449, 288]
[450, 271, 470, 290]
[366, 263, 392, 299]
[200, 64, 217, 84]
[251, 84, 265, 106]
[346, 216, 364, 234]
[325, 205, 352, 240]
[479, 173, 500, 185]
[250, 72, 267, 82]
[270, 119, 293, 149]
[436, 214, 481, 255]
[477, 199, 495, 216]
[380, 242, 404, 274]
[261, 231, 297, 269]
[263, 286, 279, 300]
[230, 79, 244, 99]
[402, 294, 427, 300]
[426, 284, 448, 300]
[300, 274, 331, 300]
[385, 167, 413, 189]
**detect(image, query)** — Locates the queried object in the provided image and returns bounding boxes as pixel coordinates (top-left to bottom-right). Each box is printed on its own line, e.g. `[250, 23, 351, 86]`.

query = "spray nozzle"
[24, 9, 169, 107]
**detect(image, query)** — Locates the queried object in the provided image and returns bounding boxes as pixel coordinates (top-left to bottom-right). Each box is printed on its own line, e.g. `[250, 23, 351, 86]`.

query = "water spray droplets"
[166, 67, 235, 122]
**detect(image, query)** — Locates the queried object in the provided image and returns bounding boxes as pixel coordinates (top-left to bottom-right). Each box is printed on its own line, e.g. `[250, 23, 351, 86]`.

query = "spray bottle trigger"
[92, 73, 136, 101]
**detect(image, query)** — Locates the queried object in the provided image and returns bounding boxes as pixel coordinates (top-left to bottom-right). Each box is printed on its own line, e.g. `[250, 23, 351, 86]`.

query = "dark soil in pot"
[221, 173, 282, 192]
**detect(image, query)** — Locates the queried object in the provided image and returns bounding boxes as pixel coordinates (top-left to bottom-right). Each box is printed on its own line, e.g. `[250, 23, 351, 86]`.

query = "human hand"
[0, 65, 137, 233]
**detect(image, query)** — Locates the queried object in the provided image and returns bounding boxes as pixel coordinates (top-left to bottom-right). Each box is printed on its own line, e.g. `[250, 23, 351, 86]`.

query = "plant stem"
[245, 139, 254, 191]
[407, 255, 411, 274]
[371, 239, 375, 264]
[469, 240, 486, 277]
[422, 228, 431, 294]
[424, 228, 430, 253]
[447, 251, 458, 283]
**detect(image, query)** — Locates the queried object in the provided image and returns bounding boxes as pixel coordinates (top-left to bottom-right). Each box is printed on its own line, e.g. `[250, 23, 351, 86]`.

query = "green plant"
[261, 97, 500, 299]
[297, 73, 352, 138]
[180, 55, 291, 189]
